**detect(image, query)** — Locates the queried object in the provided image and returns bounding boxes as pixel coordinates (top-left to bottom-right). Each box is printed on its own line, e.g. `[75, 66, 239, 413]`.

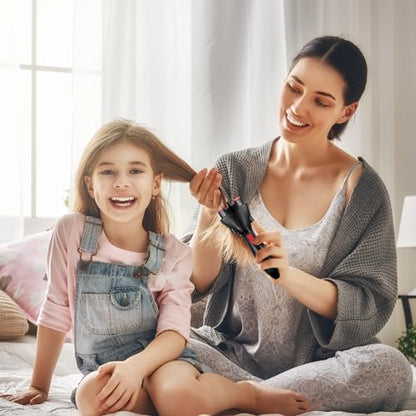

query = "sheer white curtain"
[102, 0, 194, 233]
[0, 1, 25, 242]
[102, 0, 416, 229]
[102, 0, 287, 232]
[72, 0, 103, 197]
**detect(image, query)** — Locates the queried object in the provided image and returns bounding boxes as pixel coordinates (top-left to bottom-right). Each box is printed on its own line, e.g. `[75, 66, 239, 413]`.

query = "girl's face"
[278, 57, 357, 143]
[84, 141, 161, 227]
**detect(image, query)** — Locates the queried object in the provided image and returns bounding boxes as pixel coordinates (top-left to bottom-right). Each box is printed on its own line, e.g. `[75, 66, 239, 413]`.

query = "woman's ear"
[152, 173, 163, 196]
[84, 176, 94, 199]
[337, 102, 358, 124]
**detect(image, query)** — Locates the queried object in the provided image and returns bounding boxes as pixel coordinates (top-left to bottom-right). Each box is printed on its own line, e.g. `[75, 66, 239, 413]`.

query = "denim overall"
[74, 215, 201, 377]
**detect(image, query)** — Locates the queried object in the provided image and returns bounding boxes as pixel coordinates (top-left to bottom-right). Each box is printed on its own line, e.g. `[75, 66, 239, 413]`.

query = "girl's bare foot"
[238, 380, 309, 416]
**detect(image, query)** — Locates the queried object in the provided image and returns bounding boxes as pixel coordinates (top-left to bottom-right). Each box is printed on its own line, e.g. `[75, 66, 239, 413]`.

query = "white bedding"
[0, 336, 415, 416]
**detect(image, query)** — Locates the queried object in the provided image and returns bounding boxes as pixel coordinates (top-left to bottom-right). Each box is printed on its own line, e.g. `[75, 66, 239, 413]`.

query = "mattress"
[0, 336, 415, 416]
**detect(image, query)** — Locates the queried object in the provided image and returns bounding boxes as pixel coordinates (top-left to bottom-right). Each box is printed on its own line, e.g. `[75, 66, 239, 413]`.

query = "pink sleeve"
[154, 236, 194, 342]
[37, 214, 78, 333]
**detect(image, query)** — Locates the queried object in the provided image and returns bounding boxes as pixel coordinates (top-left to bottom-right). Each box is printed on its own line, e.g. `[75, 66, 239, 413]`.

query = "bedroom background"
[0, 0, 415, 348]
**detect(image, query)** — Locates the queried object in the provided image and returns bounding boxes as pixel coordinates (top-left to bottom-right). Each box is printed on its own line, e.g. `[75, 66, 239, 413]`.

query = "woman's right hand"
[0, 386, 48, 405]
[190, 168, 223, 213]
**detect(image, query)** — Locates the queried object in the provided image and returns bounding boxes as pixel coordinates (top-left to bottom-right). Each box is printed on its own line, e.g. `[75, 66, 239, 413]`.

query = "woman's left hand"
[95, 361, 143, 413]
[252, 223, 290, 278]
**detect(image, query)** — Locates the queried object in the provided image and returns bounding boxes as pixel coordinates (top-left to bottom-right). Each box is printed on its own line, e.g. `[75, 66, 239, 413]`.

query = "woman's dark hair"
[290, 36, 367, 140]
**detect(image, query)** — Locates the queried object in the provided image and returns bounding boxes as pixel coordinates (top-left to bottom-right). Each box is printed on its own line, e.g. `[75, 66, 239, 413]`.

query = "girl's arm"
[126, 330, 185, 376]
[31, 325, 67, 396]
[95, 330, 186, 413]
[1, 325, 66, 405]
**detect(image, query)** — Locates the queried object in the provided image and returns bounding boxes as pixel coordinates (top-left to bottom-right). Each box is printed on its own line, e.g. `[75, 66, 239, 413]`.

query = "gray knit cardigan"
[183, 140, 398, 367]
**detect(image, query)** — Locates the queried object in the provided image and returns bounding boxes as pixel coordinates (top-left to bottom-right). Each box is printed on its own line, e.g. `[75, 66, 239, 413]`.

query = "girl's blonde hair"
[72, 119, 196, 234]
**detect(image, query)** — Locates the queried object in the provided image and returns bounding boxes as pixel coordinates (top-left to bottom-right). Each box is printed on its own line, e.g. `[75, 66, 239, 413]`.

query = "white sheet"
[0, 336, 415, 416]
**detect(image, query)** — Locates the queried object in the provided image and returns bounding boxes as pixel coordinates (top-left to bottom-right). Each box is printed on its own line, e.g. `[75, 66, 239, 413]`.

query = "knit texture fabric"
[0, 290, 29, 339]
[183, 139, 397, 367]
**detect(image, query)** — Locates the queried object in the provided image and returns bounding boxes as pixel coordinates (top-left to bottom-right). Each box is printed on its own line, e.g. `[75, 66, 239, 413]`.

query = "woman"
[184, 36, 413, 412]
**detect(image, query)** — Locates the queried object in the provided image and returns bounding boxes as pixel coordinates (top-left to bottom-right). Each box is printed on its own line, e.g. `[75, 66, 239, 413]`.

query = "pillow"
[0, 290, 29, 339]
[0, 230, 52, 324]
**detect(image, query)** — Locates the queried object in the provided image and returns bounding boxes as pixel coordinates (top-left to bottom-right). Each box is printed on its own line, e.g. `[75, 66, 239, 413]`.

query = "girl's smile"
[109, 195, 137, 208]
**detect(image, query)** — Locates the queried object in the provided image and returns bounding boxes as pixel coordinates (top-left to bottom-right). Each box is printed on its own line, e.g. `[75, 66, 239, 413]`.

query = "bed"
[0, 335, 415, 416]
[1, 233, 416, 416]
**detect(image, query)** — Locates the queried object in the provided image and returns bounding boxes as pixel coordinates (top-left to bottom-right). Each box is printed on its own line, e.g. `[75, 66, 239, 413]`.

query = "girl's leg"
[145, 360, 309, 416]
[75, 370, 156, 416]
[262, 344, 413, 412]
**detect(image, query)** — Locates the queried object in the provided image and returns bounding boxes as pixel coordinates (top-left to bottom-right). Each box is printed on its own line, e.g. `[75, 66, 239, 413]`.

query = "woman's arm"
[253, 229, 338, 320]
[189, 206, 223, 293]
[188, 168, 224, 293]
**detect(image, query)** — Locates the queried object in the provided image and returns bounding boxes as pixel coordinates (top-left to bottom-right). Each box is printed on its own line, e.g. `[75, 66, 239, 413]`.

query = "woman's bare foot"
[238, 380, 309, 416]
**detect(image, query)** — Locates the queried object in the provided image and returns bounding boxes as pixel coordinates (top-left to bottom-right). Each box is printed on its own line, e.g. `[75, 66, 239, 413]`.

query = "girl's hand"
[190, 168, 223, 213]
[0, 386, 48, 405]
[252, 223, 289, 277]
[95, 361, 143, 414]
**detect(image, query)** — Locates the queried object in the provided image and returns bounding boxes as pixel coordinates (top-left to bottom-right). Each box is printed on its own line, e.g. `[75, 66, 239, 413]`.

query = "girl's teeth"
[110, 196, 135, 206]
[111, 197, 134, 202]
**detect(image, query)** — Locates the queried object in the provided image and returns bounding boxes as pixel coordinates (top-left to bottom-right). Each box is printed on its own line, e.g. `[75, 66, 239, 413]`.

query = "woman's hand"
[0, 386, 48, 405]
[95, 360, 143, 414]
[190, 168, 223, 213]
[253, 224, 338, 318]
[252, 223, 290, 278]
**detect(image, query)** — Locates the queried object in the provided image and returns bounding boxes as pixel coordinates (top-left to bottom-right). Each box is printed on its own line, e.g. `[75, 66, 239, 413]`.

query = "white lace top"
[227, 162, 361, 377]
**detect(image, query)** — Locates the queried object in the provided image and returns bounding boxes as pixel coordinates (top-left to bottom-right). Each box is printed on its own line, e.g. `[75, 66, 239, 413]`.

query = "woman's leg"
[262, 344, 413, 412]
[75, 370, 156, 416]
[145, 360, 309, 416]
[189, 337, 259, 382]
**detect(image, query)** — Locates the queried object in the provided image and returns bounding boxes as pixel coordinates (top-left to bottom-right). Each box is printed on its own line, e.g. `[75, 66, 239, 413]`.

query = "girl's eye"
[130, 169, 143, 174]
[100, 169, 115, 175]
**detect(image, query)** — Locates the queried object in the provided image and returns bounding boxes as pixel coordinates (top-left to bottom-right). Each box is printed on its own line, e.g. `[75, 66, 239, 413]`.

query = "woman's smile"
[285, 111, 309, 129]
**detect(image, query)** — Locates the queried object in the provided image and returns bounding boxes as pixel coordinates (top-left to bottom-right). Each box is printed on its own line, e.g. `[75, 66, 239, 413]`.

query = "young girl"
[1, 119, 309, 416]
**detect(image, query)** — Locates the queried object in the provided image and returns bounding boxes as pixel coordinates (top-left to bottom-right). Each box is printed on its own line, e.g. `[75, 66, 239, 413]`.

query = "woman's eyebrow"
[290, 75, 336, 101]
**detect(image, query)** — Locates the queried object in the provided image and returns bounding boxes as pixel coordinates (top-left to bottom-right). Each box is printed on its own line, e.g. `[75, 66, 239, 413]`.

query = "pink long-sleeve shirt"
[38, 212, 194, 342]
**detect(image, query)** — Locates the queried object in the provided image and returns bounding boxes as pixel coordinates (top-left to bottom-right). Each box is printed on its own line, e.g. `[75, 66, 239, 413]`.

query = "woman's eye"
[287, 83, 299, 93]
[130, 169, 143, 174]
[315, 99, 329, 107]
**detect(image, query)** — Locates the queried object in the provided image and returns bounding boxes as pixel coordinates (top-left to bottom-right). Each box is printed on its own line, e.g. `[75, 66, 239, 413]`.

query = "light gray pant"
[190, 339, 413, 412]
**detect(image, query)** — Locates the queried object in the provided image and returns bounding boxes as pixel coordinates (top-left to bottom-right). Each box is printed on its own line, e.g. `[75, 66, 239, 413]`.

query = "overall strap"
[78, 216, 102, 260]
[143, 231, 165, 275]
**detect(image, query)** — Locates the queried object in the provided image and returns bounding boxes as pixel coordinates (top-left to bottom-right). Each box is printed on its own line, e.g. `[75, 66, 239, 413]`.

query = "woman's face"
[278, 57, 356, 143]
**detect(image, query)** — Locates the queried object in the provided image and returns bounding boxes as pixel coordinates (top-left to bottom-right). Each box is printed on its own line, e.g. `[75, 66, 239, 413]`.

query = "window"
[0, 0, 102, 230]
